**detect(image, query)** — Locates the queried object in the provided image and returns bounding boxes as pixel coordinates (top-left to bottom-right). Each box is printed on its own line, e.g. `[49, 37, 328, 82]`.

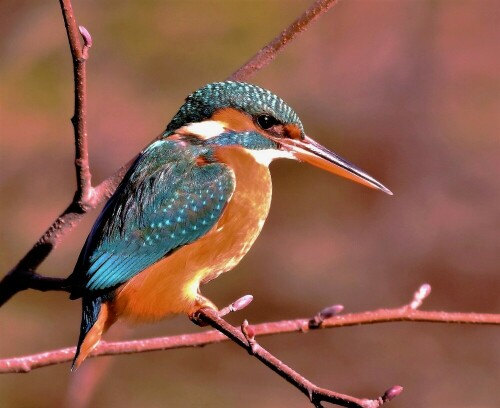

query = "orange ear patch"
[212, 108, 259, 133]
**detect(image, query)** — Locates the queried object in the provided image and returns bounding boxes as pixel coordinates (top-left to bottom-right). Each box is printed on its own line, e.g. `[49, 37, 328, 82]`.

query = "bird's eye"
[256, 115, 279, 130]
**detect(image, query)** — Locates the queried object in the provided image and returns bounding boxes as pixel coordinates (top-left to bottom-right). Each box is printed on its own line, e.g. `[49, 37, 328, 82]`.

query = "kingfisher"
[67, 81, 391, 370]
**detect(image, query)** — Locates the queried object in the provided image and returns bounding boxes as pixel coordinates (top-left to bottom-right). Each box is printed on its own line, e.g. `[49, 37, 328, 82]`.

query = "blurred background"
[1, 1, 499, 407]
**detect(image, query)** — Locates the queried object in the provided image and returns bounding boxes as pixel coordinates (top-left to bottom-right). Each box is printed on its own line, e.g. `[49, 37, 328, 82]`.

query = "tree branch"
[196, 309, 401, 408]
[60, 1, 92, 204]
[0, 0, 338, 307]
[1, 285, 498, 375]
[229, 0, 338, 81]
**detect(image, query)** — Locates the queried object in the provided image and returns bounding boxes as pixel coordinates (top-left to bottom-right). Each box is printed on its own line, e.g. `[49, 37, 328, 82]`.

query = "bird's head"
[165, 81, 391, 195]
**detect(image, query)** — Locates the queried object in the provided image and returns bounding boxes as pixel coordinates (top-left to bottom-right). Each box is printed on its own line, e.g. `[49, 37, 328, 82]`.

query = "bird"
[67, 81, 391, 370]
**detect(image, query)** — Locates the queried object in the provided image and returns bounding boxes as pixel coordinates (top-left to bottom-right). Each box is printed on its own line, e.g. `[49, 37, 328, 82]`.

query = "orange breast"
[113, 146, 272, 321]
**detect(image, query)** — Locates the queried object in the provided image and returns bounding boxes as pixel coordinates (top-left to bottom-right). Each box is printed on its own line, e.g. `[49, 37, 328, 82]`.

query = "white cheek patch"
[181, 121, 227, 139]
[246, 148, 296, 166]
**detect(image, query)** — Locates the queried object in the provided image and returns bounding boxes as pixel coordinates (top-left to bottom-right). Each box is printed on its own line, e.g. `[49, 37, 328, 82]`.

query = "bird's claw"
[189, 294, 254, 326]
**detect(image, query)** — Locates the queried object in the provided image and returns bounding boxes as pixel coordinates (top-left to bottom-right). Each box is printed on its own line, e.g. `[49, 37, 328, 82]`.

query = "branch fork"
[197, 297, 402, 408]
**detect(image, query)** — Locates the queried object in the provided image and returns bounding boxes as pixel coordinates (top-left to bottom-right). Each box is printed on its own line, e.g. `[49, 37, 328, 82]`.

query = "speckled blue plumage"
[70, 139, 232, 295]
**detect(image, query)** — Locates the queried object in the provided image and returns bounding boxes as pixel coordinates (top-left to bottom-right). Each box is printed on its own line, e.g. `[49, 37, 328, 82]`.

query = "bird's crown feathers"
[165, 81, 304, 134]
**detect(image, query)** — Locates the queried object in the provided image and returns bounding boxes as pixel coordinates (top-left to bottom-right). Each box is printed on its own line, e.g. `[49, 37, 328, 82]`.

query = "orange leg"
[188, 292, 218, 326]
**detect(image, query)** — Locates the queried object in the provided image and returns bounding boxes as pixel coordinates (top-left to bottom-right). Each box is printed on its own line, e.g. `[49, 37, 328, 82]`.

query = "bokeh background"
[1, 1, 499, 407]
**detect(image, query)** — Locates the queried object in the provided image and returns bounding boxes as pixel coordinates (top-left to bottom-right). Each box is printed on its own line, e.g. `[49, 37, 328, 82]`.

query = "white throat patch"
[245, 148, 296, 166]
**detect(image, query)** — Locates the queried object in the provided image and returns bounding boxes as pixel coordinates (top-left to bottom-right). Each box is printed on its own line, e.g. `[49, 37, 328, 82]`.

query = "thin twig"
[228, 0, 339, 81]
[60, 0, 93, 204]
[1, 285, 498, 374]
[59, 0, 93, 205]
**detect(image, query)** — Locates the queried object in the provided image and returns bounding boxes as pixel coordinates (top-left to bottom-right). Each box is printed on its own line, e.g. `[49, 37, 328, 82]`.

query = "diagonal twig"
[228, 0, 338, 81]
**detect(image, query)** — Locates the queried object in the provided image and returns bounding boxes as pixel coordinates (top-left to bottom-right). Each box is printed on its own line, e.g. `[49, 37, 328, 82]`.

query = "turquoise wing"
[69, 139, 234, 297]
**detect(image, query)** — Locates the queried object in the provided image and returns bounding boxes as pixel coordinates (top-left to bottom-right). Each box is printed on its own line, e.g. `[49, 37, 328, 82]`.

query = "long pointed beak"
[280, 135, 393, 195]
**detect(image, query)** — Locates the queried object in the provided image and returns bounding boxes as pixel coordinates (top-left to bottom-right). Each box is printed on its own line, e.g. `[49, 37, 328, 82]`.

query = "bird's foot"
[189, 294, 218, 327]
[189, 294, 254, 327]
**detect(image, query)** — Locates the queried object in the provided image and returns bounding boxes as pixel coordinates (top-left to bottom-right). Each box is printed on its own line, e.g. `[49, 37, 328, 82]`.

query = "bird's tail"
[71, 296, 116, 371]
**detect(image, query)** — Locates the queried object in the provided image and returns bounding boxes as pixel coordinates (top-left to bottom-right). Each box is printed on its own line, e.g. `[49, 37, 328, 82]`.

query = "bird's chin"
[245, 148, 296, 166]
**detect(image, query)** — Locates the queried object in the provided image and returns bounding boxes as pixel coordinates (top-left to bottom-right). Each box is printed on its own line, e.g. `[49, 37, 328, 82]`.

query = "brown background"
[1, 1, 499, 407]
